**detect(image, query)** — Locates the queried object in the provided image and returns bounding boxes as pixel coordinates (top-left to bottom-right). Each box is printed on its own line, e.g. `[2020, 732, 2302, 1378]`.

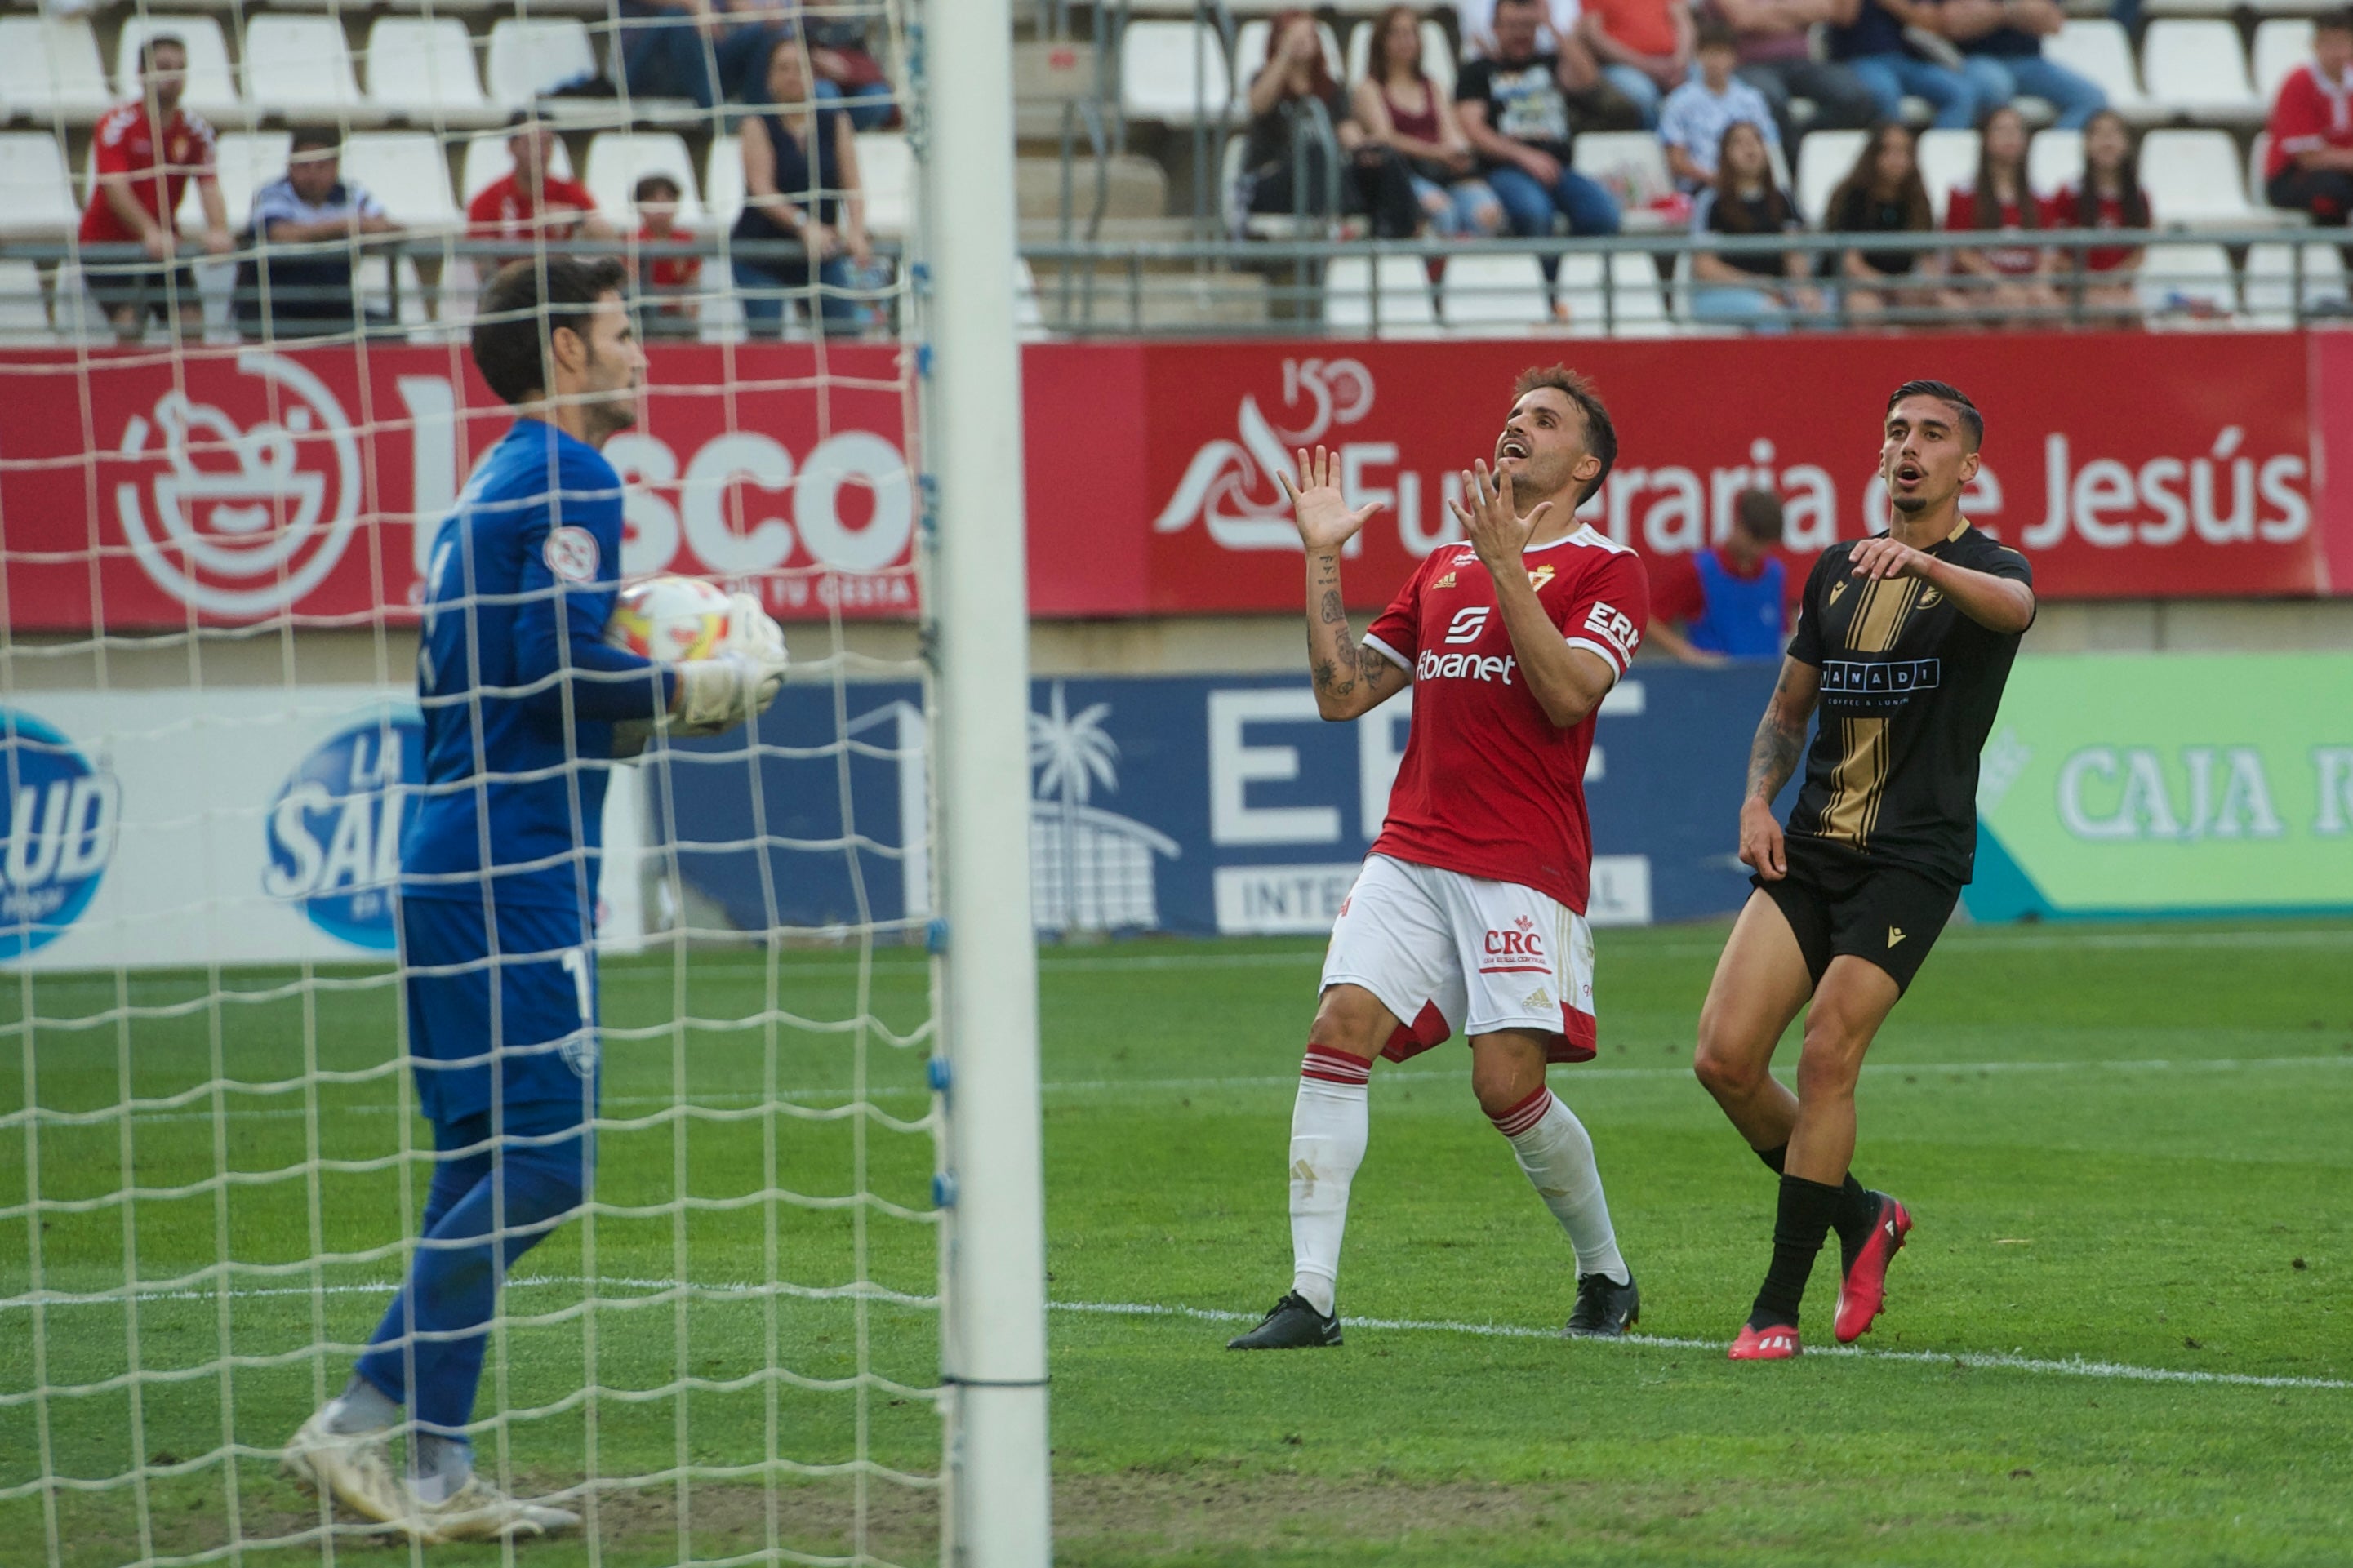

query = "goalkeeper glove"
[670, 596, 790, 736]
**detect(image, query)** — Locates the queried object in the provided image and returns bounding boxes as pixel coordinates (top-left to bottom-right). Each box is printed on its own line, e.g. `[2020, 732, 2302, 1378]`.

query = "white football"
[604, 575, 732, 661]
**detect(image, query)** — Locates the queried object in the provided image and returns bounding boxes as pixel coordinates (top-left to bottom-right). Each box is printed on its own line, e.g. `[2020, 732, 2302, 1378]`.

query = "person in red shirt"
[466, 113, 618, 273]
[78, 35, 232, 344]
[1647, 486, 1790, 665]
[1578, 0, 1695, 127]
[631, 172, 701, 335]
[2264, 8, 2353, 224]
[1942, 103, 2059, 326]
[1225, 366, 1650, 1352]
[2052, 108, 2149, 326]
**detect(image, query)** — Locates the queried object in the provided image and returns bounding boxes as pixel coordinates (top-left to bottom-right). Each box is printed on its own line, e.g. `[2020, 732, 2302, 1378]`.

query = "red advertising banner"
[0, 344, 916, 630]
[0, 331, 2333, 632]
[1042, 332, 2324, 615]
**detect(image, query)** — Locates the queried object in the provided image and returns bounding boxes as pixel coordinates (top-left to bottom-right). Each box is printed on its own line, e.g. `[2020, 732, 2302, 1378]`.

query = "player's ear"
[1958, 448, 1982, 488]
[1572, 451, 1601, 491]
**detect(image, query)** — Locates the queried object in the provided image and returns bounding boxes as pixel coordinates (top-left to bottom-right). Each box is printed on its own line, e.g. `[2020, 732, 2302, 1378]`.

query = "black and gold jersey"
[1783, 523, 2033, 886]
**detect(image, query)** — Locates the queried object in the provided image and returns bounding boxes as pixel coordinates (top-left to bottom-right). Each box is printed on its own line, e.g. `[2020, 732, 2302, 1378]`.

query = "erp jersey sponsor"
[0, 711, 121, 961]
[264, 708, 424, 949]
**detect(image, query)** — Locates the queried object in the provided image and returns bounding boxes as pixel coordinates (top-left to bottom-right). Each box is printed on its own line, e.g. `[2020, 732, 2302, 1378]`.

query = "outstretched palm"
[1278, 444, 1384, 551]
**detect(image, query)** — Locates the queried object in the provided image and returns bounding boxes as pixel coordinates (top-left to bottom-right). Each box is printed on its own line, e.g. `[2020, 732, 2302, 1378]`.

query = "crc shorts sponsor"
[1320, 852, 1598, 1064]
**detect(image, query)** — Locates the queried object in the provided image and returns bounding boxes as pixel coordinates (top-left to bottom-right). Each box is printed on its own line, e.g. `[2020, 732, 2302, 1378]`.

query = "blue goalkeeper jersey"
[402, 417, 672, 913]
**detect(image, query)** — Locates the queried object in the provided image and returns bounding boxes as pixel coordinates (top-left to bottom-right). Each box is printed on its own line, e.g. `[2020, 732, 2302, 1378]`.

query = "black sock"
[1754, 1142, 1787, 1175]
[1832, 1175, 1878, 1260]
[1749, 1175, 1842, 1330]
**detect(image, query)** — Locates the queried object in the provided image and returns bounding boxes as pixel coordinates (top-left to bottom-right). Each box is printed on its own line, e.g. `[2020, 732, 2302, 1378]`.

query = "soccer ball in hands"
[604, 575, 733, 661]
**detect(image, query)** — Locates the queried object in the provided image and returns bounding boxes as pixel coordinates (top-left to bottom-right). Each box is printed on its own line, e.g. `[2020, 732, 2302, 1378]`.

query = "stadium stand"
[241, 16, 370, 123]
[112, 14, 240, 122]
[1324, 251, 1441, 332]
[364, 16, 501, 129]
[2026, 127, 2084, 195]
[1342, 16, 1457, 98]
[1118, 18, 1232, 125]
[1439, 250, 1555, 332]
[2244, 239, 2350, 325]
[459, 125, 573, 205]
[2140, 19, 2265, 122]
[2042, 20, 2149, 118]
[0, 16, 114, 125]
[2140, 127, 2274, 224]
[2140, 239, 2239, 318]
[1915, 127, 1977, 211]
[856, 130, 914, 238]
[482, 17, 598, 109]
[0, 132, 78, 239]
[1234, 17, 1346, 87]
[1795, 127, 1866, 225]
[211, 128, 293, 230]
[343, 131, 465, 229]
[2252, 20, 2315, 102]
[582, 130, 704, 228]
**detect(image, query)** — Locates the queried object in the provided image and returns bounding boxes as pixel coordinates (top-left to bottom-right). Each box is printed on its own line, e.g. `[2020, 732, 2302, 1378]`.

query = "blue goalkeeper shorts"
[398, 894, 599, 1128]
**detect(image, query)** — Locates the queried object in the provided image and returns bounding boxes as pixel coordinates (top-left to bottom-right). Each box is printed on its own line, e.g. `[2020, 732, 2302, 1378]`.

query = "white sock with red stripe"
[1490, 1085, 1630, 1286]
[1288, 1045, 1372, 1317]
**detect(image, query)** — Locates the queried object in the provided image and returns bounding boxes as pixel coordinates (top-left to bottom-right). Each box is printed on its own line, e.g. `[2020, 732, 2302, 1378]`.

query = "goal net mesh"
[0, 1, 949, 1562]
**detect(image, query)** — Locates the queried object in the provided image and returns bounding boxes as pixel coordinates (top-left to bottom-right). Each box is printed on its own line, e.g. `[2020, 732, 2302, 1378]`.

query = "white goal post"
[914, 0, 1055, 1561]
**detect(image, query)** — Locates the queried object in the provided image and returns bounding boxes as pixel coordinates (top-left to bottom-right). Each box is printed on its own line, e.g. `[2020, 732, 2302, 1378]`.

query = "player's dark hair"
[1970, 104, 2039, 233]
[1512, 364, 1616, 506]
[138, 33, 187, 73]
[289, 126, 340, 155]
[634, 172, 683, 204]
[1886, 380, 1984, 451]
[472, 256, 629, 406]
[2318, 7, 2353, 35]
[1735, 487, 1785, 544]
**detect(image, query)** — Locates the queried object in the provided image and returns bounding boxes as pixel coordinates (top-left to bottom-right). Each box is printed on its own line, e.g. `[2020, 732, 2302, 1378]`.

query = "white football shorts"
[1319, 853, 1599, 1064]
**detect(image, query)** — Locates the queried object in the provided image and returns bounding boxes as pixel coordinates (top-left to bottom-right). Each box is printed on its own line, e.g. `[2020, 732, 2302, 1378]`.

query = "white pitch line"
[5, 1274, 2343, 1395]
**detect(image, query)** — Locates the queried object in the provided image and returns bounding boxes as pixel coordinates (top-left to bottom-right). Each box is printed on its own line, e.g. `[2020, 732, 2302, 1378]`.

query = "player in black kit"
[1692, 380, 2036, 1361]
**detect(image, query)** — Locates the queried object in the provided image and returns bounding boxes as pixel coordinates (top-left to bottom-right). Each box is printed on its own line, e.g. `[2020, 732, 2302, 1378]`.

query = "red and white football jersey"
[79, 101, 217, 245]
[1360, 526, 1648, 915]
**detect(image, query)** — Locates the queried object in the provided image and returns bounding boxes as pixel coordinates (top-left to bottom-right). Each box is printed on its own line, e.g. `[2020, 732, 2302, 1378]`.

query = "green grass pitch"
[3, 921, 2349, 1566]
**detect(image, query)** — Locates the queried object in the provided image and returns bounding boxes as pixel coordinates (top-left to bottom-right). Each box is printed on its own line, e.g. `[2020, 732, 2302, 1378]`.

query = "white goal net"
[0, 0, 1043, 1561]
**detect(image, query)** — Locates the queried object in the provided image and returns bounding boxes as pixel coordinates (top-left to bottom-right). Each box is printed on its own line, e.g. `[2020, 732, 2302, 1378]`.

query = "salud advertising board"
[2, 330, 2349, 633]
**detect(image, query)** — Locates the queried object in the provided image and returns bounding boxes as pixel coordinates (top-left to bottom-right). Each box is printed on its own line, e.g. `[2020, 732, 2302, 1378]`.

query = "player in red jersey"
[467, 113, 618, 273]
[1229, 366, 1650, 1351]
[78, 34, 231, 344]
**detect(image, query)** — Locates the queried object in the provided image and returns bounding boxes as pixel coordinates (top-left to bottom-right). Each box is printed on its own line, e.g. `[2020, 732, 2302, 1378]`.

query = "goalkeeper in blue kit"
[281, 256, 789, 1542]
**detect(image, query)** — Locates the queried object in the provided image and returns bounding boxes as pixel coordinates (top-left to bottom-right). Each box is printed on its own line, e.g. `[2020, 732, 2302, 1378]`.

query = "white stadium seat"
[460, 128, 573, 205]
[1915, 127, 1978, 212]
[583, 131, 703, 229]
[0, 259, 56, 343]
[2253, 20, 2314, 103]
[211, 130, 291, 232]
[113, 16, 239, 122]
[0, 132, 80, 238]
[2139, 127, 2270, 225]
[1324, 253, 1439, 334]
[0, 17, 115, 124]
[705, 133, 745, 228]
[1119, 20, 1234, 125]
[483, 18, 598, 109]
[2244, 241, 2348, 325]
[2140, 20, 2264, 119]
[242, 16, 367, 122]
[1342, 18, 1456, 98]
[342, 131, 462, 229]
[854, 131, 913, 238]
[1234, 19, 1344, 90]
[1441, 251, 1553, 332]
[1795, 127, 1866, 225]
[1573, 130, 1674, 211]
[2027, 128, 2084, 198]
[365, 17, 499, 128]
[2043, 21, 2148, 118]
[1604, 253, 1674, 334]
[2138, 241, 2237, 321]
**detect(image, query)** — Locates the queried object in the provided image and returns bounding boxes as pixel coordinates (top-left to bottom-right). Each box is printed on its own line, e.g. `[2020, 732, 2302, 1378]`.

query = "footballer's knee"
[1692, 1006, 1773, 1104]
[1793, 1020, 1870, 1104]
[1307, 984, 1389, 1063]
[1468, 1033, 1547, 1120]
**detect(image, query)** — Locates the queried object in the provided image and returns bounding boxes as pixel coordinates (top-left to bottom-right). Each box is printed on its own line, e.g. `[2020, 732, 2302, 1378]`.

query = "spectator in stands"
[1239, 11, 1421, 237]
[2054, 108, 2147, 324]
[732, 32, 870, 335]
[1689, 122, 1822, 330]
[1353, 6, 1506, 238]
[78, 34, 232, 345]
[1705, 0, 1879, 149]
[633, 173, 701, 336]
[234, 128, 400, 342]
[790, 2, 896, 131]
[1660, 21, 1780, 191]
[2264, 9, 2353, 228]
[1934, 0, 2105, 131]
[469, 114, 618, 273]
[1826, 0, 1978, 131]
[1457, 0, 1580, 60]
[1646, 487, 1790, 664]
[1944, 104, 2058, 325]
[1457, 0, 1627, 275]
[617, 0, 776, 111]
[1577, 0, 1696, 128]
[1825, 122, 1950, 317]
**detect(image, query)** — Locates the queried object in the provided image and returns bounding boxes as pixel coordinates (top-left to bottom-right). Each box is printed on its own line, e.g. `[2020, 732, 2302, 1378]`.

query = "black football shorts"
[1751, 834, 1959, 995]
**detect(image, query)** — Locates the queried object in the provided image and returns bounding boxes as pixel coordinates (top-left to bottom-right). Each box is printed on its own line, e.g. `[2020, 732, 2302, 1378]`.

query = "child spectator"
[1688, 120, 1821, 331]
[1824, 122, 1949, 318]
[1660, 20, 1781, 191]
[2052, 108, 2147, 326]
[1351, 5, 1506, 238]
[1943, 104, 2058, 326]
[2263, 8, 2353, 227]
[633, 172, 700, 335]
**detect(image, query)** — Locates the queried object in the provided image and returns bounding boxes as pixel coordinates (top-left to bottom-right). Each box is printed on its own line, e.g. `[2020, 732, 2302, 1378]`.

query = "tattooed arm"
[1281, 444, 1410, 722]
[1738, 655, 1821, 882]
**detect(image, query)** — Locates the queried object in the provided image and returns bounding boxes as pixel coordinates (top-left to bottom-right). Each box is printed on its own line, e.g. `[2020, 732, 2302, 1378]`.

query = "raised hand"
[1277, 444, 1385, 553]
[1848, 535, 1932, 583]
[1450, 459, 1550, 578]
